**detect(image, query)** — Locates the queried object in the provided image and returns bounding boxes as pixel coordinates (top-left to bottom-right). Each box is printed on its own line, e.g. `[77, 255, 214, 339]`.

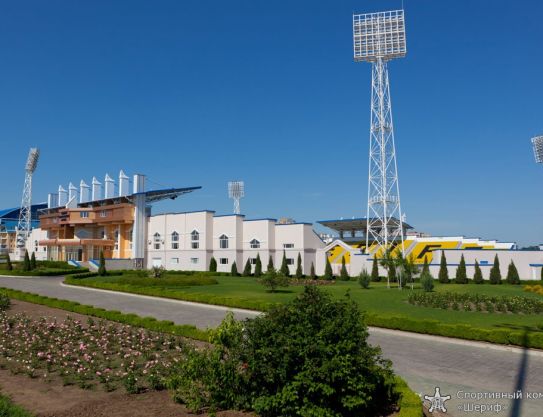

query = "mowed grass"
[67, 274, 543, 332]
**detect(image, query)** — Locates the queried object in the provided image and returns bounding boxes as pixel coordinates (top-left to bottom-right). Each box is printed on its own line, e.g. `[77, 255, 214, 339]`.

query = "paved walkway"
[1, 276, 543, 417]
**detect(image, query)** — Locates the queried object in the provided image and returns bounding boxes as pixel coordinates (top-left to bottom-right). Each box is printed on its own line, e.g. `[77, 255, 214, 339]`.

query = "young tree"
[324, 257, 333, 280]
[98, 250, 107, 276]
[6, 253, 13, 271]
[438, 251, 450, 284]
[259, 268, 289, 293]
[420, 270, 434, 292]
[267, 255, 274, 273]
[455, 254, 468, 284]
[254, 254, 262, 278]
[339, 256, 349, 281]
[358, 269, 370, 289]
[399, 253, 419, 289]
[506, 260, 520, 285]
[295, 253, 303, 279]
[280, 251, 290, 277]
[379, 249, 396, 288]
[473, 260, 484, 284]
[489, 254, 502, 285]
[209, 257, 217, 273]
[242, 258, 252, 277]
[309, 262, 316, 280]
[22, 250, 31, 272]
[231, 261, 238, 277]
[30, 252, 37, 270]
[371, 256, 380, 282]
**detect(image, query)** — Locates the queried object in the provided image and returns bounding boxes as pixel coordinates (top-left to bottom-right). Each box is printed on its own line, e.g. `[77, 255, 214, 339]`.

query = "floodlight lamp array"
[532, 136, 543, 164]
[25, 148, 40, 173]
[228, 181, 245, 199]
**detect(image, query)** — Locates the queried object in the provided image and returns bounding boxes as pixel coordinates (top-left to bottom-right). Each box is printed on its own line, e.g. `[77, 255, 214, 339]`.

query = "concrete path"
[1, 276, 543, 417]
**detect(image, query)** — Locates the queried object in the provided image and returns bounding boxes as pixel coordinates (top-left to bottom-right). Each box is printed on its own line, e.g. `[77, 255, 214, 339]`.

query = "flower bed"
[0, 311, 187, 392]
[407, 291, 543, 314]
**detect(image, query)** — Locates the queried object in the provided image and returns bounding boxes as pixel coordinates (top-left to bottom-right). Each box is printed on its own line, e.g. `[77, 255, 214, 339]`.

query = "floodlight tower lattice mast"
[532, 136, 543, 164]
[16, 148, 40, 256]
[353, 10, 406, 255]
[228, 181, 245, 215]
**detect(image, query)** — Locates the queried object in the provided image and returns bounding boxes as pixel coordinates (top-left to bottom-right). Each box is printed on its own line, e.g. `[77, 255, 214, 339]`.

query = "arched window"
[250, 239, 260, 249]
[219, 234, 229, 249]
[171, 231, 179, 249]
[153, 232, 161, 250]
[191, 230, 199, 249]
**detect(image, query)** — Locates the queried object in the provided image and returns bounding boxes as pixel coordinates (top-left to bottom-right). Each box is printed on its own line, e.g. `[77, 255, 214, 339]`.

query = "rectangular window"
[192, 242, 199, 249]
[99, 210, 107, 217]
[286, 258, 294, 265]
[170, 257, 179, 264]
[154, 243, 160, 250]
[80, 211, 89, 218]
[249, 258, 257, 265]
[190, 257, 199, 264]
[172, 242, 179, 249]
[283, 243, 294, 249]
[219, 258, 229, 265]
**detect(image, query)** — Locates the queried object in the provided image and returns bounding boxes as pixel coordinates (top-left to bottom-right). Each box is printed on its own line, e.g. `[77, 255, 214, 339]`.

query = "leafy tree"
[30, 252, 37, 270]
[259, 269, 289, 293]
[22, 250, 31, 272]
[398, 253, 419, 288]
[98, 250, 107, 276]
[339, 256, 349, 281]
[506, 260, 520, 285]
[473, 260, 484, 284]
[309, 262, 316, 280]
[420, 270, 434, 292]
[455, 254, 468, 284]
[358, 269, 370, 289]
[6, 253, 12, 271]
[231, 261, 238, 277]
[254, 254, 262, 278]
[324, 257, 333, 280]
[149, 265, 165, 278]
[295, 253, 303, 278]
[379, 249, 397, 287]
[489, 254, 502, 285]
[209, 257, 217, 273]
[371, 256, 380, 282]
[280, 251, 290, 277]
[267, 256, 274, 273]
[243, 258, 252, 277]
[438, 251, 450, 284]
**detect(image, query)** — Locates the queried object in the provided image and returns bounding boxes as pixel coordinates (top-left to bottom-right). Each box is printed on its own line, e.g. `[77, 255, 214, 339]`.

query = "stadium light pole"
[16, 147, 40, 258]
[228, 181, 245, 215]
[353, 10, 407, 260]
[532, 136, 543, 165]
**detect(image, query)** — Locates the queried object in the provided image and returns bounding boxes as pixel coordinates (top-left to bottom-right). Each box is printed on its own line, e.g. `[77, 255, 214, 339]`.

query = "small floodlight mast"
[16, 148, 40, 258]
[353, 9, 406, 255]
[228, 181, 245, 215]
[532, 136, 543, 164]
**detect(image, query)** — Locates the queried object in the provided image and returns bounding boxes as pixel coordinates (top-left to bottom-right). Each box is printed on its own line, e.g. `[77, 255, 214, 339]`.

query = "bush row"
[0, 267, 89, 276]
[0, 287, 209, 341]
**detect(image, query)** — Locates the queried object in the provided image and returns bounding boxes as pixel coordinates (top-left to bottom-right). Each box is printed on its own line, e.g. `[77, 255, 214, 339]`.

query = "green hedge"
[0, 393, 34, 417]
[0, 287, 209, 342]
[0, 268, 89, 276]
[395, 376, 423, 417]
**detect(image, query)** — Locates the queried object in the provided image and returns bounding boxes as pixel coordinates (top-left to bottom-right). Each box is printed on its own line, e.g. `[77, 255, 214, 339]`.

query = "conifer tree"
[489, 254, 502, 285]
[231, 261, 238, 277]
[438, 251, 450, 283]
[254, 254, 262, 278]
[98, 250, 107, 276]
[295, 253, 303, 278]
[280, 251, 290, 277]
[209, 257, 217, 272]
[421, 256, 430, 276]
[310, 262, 316, 280]
[324, 257, 333, 280]
[473, 260, 484, 284]
[23, 250, 31, 272]
[6, 253, 12, 271]
[243, 258, 252, 276]
[340, 256, 349, 281]
[30, 252, 37, 270]
[371, 256, 380, 282]
[267, 256, 274, 273]
[505, 260, 520, 285]
[455, 254, 468, 284]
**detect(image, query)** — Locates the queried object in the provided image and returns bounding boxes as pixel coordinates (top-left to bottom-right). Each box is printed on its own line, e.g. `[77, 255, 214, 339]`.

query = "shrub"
[438, 251, 449, 283]
[242, 258, 252, 277]
[420, 271, 434, 292]
[254, 254, 262, 278]
[358, 269, 370, 289]
[98, 250, 107, 276]
[209, 257, 217, 272]
[167, 286, 397, 417]
[295, 253, 303, 278]
[324, 257, 333, 280]
[30, 252, 37, 270]
[473, 260, 484, 284]
[455, 254, 468, 284]
[506, 260, 520, 285]
[489, 254, 502, 285]
[149, 266, 165, 278]
[0, 291, 10, 311]
[339, 256, 349, 281]
[231, 261, 238, 277]
[371, 256, 380, 282]
[259, 269, 290, 293]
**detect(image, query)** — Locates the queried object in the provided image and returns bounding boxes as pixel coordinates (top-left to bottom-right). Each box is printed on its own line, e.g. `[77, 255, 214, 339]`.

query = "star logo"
[424, 387, 451, 413]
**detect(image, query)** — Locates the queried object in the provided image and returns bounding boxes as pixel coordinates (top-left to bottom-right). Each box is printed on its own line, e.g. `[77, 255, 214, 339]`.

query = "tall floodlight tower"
[532, 136, 543, 164]
[353, 10, 407, 254]
[228, 181, 245, 215]
[16, 148, 40, 256]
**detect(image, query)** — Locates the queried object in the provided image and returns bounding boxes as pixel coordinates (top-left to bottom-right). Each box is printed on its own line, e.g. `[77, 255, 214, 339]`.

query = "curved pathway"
[1, 276, 543, 417]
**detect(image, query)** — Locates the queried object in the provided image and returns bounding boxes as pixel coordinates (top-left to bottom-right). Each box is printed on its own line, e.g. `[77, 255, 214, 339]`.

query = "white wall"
[26, 228, 48, 260]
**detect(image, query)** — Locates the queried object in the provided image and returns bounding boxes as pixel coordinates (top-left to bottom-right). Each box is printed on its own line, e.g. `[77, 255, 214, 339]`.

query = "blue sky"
[0, 0, 541, 246]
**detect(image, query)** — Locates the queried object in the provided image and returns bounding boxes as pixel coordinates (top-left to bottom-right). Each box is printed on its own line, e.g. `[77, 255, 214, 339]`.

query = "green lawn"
[66, 275, 543, 332]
